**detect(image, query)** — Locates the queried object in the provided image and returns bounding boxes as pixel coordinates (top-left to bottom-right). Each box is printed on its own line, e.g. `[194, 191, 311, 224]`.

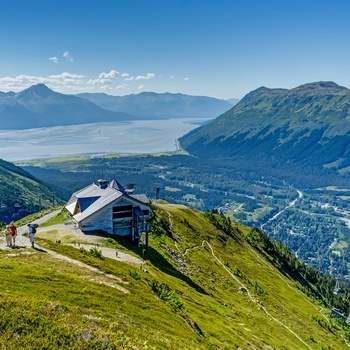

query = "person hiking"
[9, 222, 17, 247]
[4, 225, 12, 247]
[28, 224, 35, 248]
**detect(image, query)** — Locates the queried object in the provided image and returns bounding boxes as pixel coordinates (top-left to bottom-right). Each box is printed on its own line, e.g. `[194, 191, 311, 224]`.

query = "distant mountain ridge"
[0, 84, 133, 129]
[0, 84, 235, 129]
[226, 97, 240, 106]
[180, 81, 350, 175]
[77, 91, 234, 119]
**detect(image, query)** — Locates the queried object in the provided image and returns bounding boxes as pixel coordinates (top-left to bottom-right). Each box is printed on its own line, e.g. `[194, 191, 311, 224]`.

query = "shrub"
[149, 280, 183, 312]
[80, 246, 104, 259]
[129, 270, 141, 280]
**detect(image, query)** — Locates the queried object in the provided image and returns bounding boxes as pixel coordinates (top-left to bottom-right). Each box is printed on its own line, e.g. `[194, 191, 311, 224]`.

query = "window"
[113, 205, 133, 219]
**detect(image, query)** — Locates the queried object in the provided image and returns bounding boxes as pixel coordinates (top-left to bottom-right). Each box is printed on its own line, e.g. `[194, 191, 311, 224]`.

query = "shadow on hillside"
[81, 231, 108, 240]
[11, 245, 27, 250]
[33, 246, 47, 253]
[78, 230, 209, 294]
[114, 236, 209, 295]
[275, 263, 316, 292]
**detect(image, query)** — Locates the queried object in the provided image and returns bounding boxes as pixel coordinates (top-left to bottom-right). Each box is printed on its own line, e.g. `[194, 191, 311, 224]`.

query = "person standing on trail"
[9, 222, 17, 247]
[4, 225, 12, 247]
[28, 224, 35, 248]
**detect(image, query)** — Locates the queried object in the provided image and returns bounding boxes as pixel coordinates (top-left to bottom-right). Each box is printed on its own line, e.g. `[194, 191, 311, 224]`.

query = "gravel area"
[2, 211, 143, 266]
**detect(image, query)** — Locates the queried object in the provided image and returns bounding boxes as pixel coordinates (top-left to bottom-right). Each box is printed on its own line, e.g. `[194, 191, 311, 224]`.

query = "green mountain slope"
[0, 159, 62, 223]
[3, 203, 350, 349]
[180, 81, 350, 174]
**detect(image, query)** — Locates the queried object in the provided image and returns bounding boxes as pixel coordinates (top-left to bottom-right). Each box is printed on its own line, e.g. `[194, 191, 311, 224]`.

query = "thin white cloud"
[0, 75, 48, 88]
[0, 69, 154, 94]
[0, 72, 84, 91]
[49, 72, 84, 79]
[170, 75, 175, 80]
[99, 70, 119, 80]
[49, 56, 59, 64]
[48, 72, 84, 86]
[100, 85, 113, 91]
[116, 84, 129, 90]
[87, 79, 99, 85]
[124, 72, 155, 81]
[88, 69, 119, 85]
[87, 78, 108, 85]
[49, 73, 84, 84]
[63, 51, 74, 62]
[184, 77, 190, 81]
[135, 73, 155, 80]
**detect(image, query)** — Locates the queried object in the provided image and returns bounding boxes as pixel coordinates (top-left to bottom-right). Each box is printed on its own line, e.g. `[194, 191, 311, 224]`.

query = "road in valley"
[260, 189, 303, 231]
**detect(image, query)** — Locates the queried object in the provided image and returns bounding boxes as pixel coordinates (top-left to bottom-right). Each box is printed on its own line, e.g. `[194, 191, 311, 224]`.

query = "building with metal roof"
[66, 179, 150, 240]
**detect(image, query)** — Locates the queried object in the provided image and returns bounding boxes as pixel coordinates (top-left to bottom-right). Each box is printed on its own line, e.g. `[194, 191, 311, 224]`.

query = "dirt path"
[68, 243, 142, 265]
[164, 208, 312, 349]
[44, 249, 131, 294]
[3, 211, 143, 293]
[202, 240, 312, 350]
[15, 213, 143, 266]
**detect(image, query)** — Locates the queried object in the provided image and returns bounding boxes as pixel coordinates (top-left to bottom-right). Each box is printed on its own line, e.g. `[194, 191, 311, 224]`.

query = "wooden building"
[66, 179, 150, 241]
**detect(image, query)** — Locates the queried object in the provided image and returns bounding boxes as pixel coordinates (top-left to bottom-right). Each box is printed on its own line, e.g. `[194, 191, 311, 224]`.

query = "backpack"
[32, 227, 36, 234]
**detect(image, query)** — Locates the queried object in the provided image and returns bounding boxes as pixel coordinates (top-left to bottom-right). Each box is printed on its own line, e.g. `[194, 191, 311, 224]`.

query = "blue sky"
[0, 0, 350, 99]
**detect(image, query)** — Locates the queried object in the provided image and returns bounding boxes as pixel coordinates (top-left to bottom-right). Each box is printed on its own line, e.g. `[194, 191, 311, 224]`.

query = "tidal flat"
[0, 118, 210, 161]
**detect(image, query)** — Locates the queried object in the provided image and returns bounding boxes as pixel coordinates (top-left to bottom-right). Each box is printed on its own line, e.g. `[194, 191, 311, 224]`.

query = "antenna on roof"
[125, 183, 135, 194]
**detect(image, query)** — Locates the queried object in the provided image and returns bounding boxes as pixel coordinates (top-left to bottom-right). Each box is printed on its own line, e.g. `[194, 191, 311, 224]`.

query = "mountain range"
[179, 81, 350, 175]
[0, 84, 133, 129]
[0, 84, 234, 129]
[77, 91, 234, 119]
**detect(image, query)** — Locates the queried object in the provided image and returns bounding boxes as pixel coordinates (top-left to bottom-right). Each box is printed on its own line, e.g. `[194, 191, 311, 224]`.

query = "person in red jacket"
[9, 222, 17, 247]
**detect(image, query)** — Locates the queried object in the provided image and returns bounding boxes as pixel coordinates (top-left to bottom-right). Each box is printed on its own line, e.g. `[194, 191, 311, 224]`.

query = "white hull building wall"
[66, 179, 150, 242]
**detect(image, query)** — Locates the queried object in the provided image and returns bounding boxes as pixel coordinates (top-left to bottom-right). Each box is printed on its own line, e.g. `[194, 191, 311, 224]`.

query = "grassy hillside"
[0, 159, 63, 224]
[1, 204, 350, 349]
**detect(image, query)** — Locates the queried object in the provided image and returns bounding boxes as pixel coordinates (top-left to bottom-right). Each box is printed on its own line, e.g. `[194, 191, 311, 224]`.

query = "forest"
[19, 153, 350, 280]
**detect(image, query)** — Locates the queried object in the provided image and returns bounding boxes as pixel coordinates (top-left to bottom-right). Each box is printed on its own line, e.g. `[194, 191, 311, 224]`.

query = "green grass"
[14, 207, 62, 227]
[39, 207, 72, 227]
[0, 245, 205, 349]
[149, 203, 349, 349]
[0, 202, 348, 348]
